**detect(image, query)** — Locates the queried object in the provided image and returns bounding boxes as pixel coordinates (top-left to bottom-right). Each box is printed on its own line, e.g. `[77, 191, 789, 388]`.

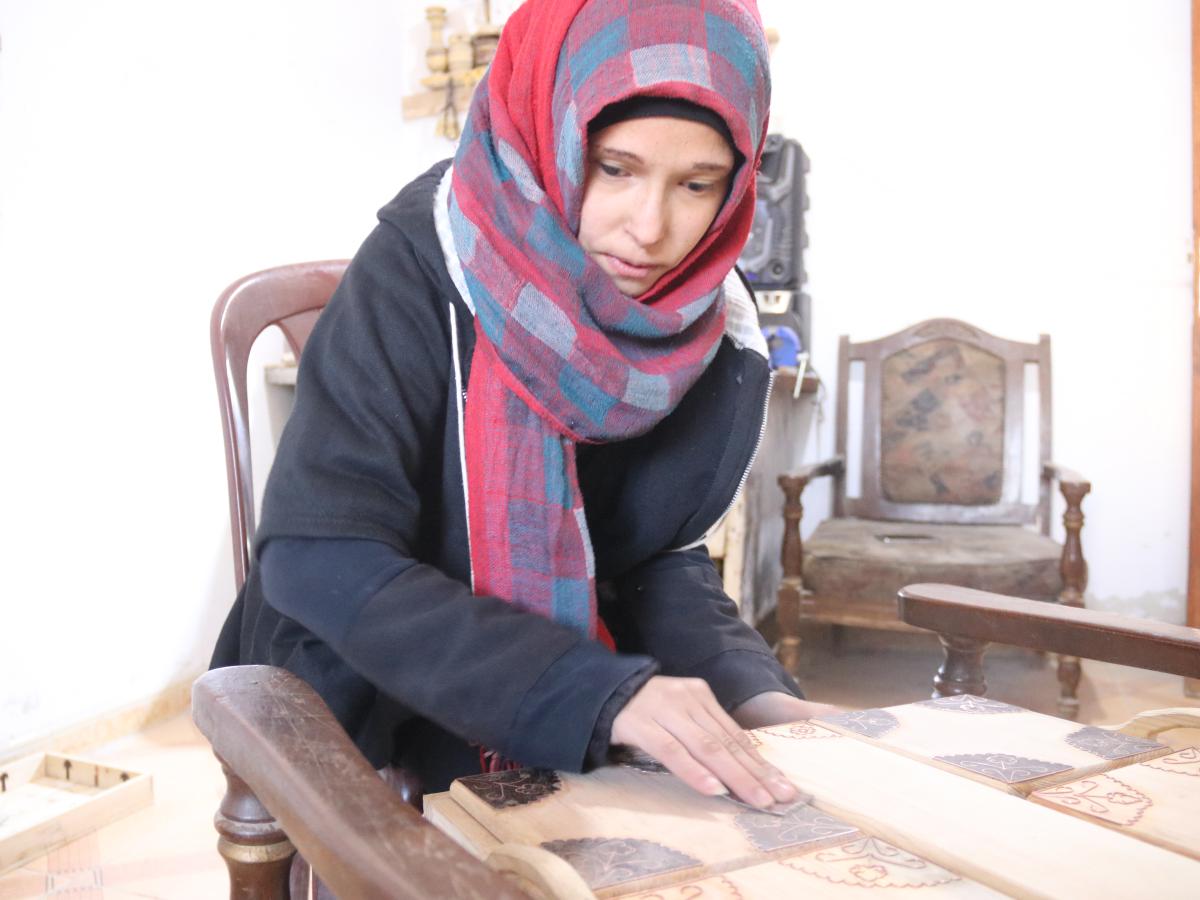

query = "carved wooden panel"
[816, 695, 1171, 795]
[429, 707, 1200, 898]
[448, 741, 864, 897]
[1031, 747, 1200, 860]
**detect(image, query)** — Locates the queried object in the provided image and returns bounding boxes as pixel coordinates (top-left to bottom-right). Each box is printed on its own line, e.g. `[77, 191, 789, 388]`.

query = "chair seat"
[803, 518, 1062, 614]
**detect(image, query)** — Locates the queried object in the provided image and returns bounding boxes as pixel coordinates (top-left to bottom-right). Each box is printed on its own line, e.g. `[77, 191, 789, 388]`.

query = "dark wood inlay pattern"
[816, 709, 900, 738]
[916, 694, 1023, 714]
[935, 753, 1072, 784]
[734, 803, 858, 853]
[1064, 726, 1167, 761]
[540, 837, 701, 890]
[456, 768, 561, 809]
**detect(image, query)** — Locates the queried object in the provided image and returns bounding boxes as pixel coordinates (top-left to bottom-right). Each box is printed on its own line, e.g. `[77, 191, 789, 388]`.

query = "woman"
[212, 0, 833, 811]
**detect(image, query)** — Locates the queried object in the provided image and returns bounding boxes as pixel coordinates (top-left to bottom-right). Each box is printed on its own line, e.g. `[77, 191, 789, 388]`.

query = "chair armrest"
[1041, 462, 1089, 489]
[781, 456, 845, 486]
[192, 665, 524, 900]
[897, 584, 1200, 679]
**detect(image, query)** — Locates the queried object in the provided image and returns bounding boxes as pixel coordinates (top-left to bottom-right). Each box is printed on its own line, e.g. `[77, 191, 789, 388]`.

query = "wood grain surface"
[1031, 747, 1200, 861]
[815, 695, 1172, 795]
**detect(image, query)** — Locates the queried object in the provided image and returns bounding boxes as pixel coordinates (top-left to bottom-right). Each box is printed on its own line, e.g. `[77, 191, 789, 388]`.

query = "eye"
[597, 161, 627, 178]
[683, 179, 718, 195]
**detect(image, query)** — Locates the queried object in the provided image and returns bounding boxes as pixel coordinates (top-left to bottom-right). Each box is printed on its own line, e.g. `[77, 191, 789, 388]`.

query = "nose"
[624, 186, 669, 248]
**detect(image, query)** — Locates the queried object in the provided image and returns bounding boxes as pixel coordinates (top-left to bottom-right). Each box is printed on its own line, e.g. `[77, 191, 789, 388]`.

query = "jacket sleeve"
[606, 546, 803, 710]
[253, 215, 656, 773]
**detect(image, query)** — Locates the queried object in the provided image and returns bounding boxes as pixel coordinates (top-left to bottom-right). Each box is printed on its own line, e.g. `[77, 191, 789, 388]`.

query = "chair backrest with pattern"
[834, 318, 1052, 528]
[210, 260, 350, 589]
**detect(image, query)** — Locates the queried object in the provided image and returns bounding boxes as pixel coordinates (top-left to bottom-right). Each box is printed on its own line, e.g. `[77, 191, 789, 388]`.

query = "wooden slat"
[753, 727, 1200, 898]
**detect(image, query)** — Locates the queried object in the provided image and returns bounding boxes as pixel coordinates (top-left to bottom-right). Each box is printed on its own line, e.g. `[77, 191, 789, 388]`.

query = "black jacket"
[211, 161, 800, 791]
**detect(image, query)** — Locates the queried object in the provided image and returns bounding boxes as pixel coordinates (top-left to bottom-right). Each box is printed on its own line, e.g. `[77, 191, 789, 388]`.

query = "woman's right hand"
[609, 675, 800, 809]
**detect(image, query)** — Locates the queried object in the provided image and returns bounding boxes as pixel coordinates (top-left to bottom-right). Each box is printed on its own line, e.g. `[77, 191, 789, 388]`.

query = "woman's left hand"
[731, 692, 842, 730]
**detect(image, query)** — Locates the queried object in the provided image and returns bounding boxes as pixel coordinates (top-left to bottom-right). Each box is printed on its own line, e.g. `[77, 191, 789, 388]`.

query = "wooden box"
[0, 752, 153, 875]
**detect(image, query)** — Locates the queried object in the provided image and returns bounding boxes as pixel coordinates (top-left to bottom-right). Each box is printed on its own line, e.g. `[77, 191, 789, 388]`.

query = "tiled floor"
[2, 629, 1197, 898]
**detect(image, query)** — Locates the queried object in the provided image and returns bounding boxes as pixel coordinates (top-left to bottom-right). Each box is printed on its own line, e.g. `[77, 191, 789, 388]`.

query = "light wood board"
[1030, 746, 1200, 861]
[752, 722, 1200, 899]
[0, 752, 153, 875]
[448, 758, 864, 896]
[816, 695, 1172, 795]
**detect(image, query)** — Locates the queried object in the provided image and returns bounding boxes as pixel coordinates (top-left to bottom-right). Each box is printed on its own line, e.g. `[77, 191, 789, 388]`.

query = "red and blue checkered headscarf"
[449, 0, 770, 643]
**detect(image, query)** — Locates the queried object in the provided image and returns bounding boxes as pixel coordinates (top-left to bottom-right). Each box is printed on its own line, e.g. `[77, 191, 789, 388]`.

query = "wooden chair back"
[210, 260, 349, 589]
[834, 318, 1052, 528]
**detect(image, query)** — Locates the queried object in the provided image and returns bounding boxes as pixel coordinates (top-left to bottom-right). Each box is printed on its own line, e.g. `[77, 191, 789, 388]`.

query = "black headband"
[587, 96, 739, 159]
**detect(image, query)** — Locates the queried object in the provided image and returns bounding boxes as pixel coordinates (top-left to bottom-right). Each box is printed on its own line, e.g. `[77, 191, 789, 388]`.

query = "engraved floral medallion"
[935, 753, 1072, 784]
[758, 721, 839, 741]
[782, 837, 960, 888]
[1065, 726, 1167, 761]
[1033, 774, 1152, 826]
[1144, 747, 1200, 776]
[816, 709, 900, 739]
[541, 838, 701, 890]
[734, 803, 858, 852]
[623, 875, 744, 899]
[916, 695, 1023, 714]
[456, 768, 561, 809]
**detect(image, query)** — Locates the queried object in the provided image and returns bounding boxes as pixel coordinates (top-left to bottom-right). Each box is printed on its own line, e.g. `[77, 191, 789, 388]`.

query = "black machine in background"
[738, 134, 810, 369]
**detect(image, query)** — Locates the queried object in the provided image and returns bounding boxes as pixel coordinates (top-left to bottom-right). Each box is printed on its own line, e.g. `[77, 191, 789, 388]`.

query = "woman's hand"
[610, 676, 801, 809]
[730, 691, 842, 730]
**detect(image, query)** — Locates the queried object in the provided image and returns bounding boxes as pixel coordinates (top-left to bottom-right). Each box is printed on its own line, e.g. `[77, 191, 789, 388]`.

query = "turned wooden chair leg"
[1056, 480, 1091, 719]
[214, 758, 296, 900]
[932, 635, 989, 699]
[776, 474, 811, 676]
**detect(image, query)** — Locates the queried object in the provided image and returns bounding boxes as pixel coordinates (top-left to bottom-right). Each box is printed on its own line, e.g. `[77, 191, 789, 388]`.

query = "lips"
[600, 253, 659, 278]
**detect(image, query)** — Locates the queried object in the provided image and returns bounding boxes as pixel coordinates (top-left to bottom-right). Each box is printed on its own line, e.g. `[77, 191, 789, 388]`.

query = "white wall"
[758, 0, 1193, 622]
[0, 0, 1191, 752]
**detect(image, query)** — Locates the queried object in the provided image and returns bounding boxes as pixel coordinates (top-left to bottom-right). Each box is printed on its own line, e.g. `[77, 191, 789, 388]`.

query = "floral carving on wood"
[816, 709, 900, 738]
[782, 837, 960, 888]
[541, 837, 701, 890]
[734, 803, 858, 853]
[916, 695, 1023, 714]
[758, 721, 838, 741]
[1033, 774, 1152, 826]
[623, 874, 744, 899]
[1144, 747, 1200, 776]
[1065, 726, 1167, 761]
[935, 753, 1072, 784]
[456, 768, 561, 809]
[912, 320, 983, 342]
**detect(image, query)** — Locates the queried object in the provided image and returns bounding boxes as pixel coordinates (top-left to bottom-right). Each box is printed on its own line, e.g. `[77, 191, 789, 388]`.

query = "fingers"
[685, 705, 798, 807]
[610, 676, 800, 808]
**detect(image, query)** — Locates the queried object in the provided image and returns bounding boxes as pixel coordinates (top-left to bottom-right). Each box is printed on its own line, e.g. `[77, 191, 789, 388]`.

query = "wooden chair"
[776, 318, 1091, 716]
[897, 582, 1200, 713]
[193, 666, 524, 899]
[210, 259, 349, 590]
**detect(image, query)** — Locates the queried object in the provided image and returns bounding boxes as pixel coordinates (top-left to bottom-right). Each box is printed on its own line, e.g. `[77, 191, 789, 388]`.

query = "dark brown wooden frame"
[210, 260, 349, 590]
[834, 318, 1052, 527]
[193, 666, 523, 899]
[898, 583, 1200, 701]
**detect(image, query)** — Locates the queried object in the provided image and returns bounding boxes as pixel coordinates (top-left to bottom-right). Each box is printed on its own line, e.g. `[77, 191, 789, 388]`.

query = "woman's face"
[578, 116, 735, 297]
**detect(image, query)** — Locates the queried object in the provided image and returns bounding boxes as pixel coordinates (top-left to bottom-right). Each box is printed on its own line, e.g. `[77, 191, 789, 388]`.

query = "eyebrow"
[593, 146, 732, 174]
